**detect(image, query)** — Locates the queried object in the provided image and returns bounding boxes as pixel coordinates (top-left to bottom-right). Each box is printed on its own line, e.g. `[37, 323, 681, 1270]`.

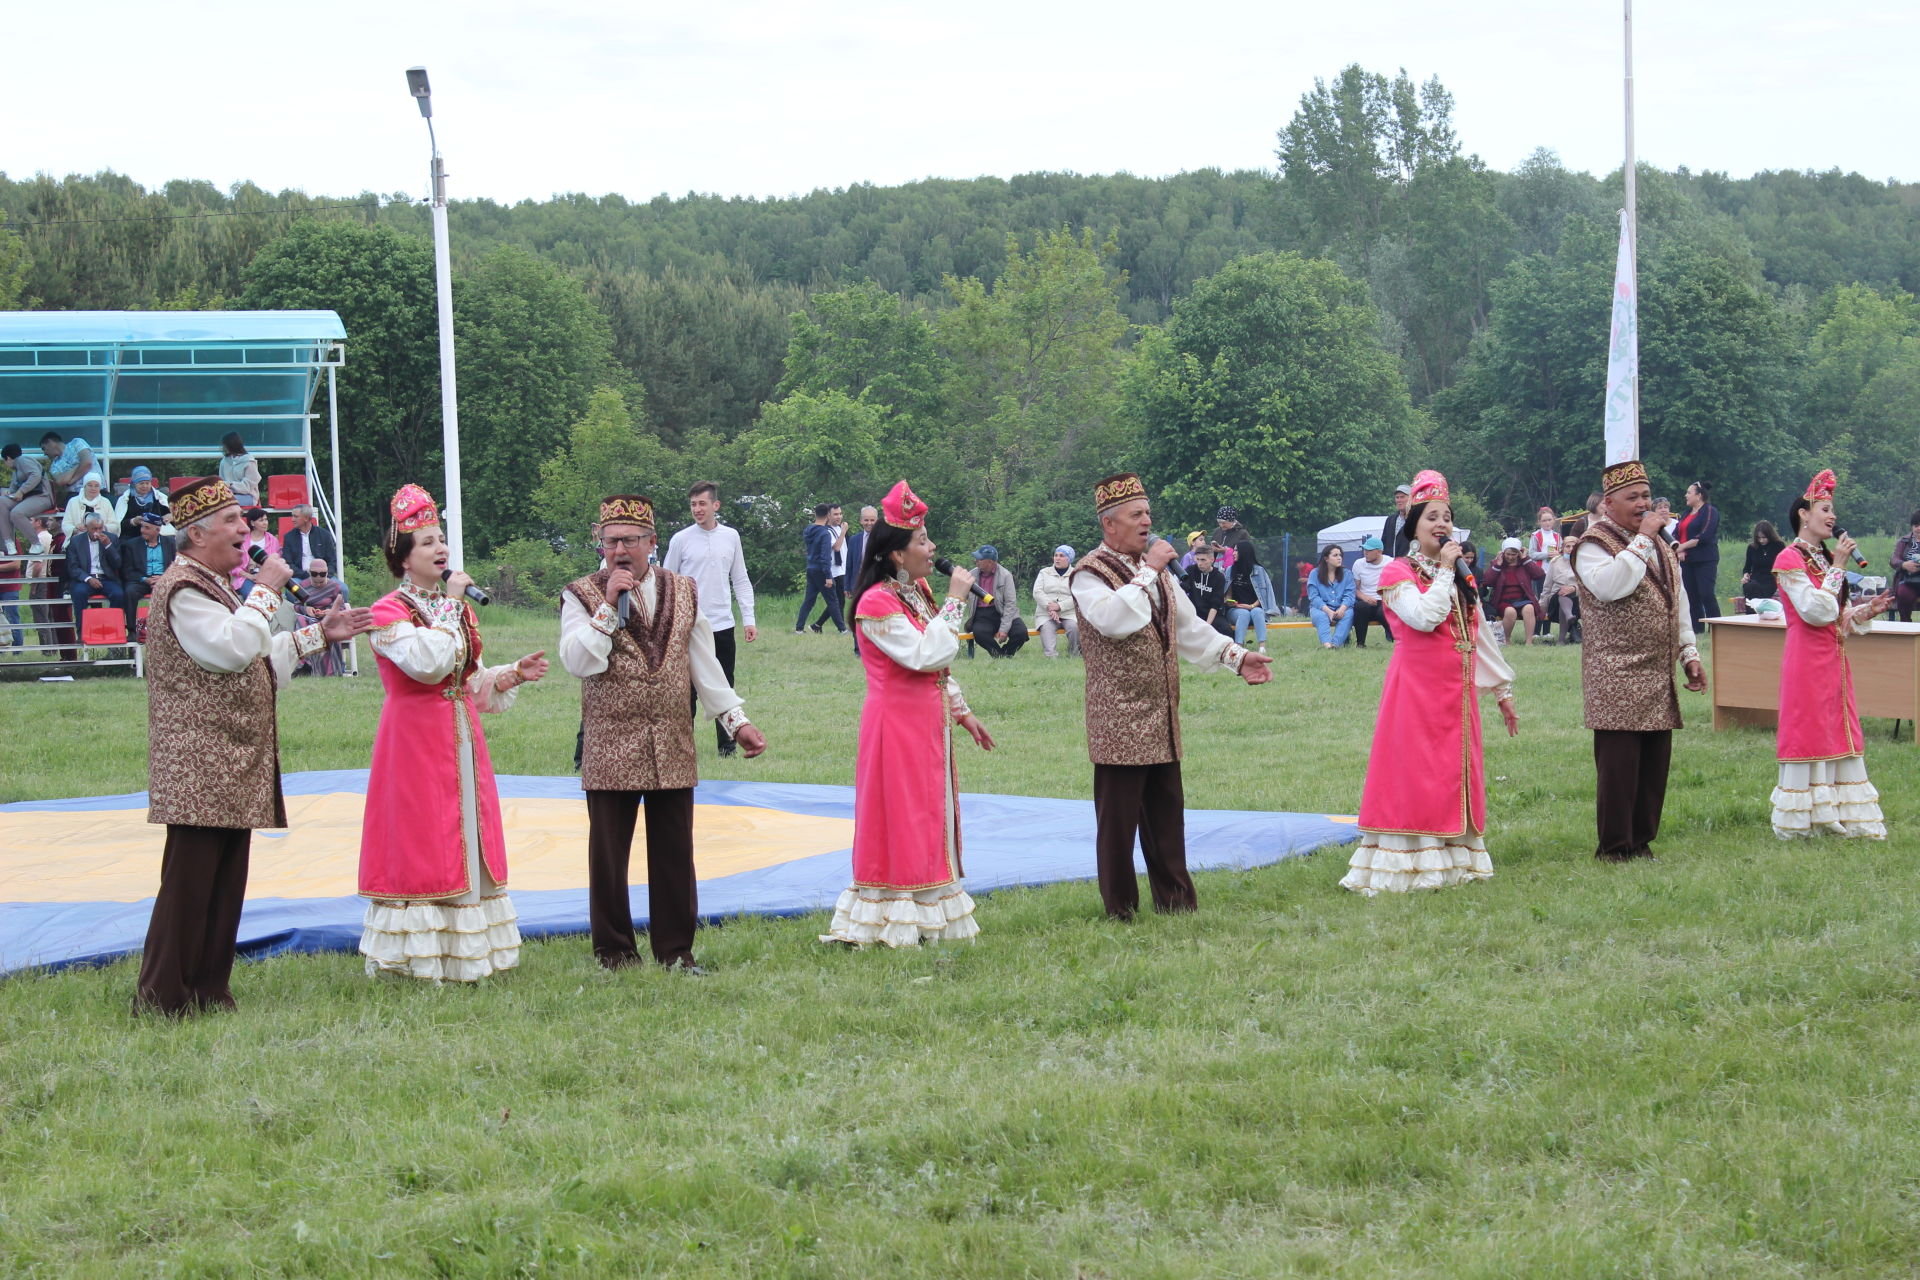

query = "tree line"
[3, 64, 1917, 587]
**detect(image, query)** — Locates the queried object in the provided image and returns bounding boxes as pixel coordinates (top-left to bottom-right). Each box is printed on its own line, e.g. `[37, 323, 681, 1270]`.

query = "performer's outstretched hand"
[1682, 659, 1706, 693]
[959, 713, 995, 751]
[734, 725, 768, 758]
[515, 651, 550, 684]
[1499, 699, 1520, 737]
[318, 600, 377, 642]
[1238, 651, 1273, 685]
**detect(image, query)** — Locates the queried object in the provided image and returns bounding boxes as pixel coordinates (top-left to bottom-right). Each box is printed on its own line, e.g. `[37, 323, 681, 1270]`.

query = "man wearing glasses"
[292, 558, 349, 676]
[558, 495, 768, 974]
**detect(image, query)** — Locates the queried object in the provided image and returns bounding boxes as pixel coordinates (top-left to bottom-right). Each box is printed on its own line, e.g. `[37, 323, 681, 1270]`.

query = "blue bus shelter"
[0, 310, 348, 541]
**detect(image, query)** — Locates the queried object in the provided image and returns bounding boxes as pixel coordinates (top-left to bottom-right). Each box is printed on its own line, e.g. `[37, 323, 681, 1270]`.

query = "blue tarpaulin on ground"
[0, 772, 1356, 976]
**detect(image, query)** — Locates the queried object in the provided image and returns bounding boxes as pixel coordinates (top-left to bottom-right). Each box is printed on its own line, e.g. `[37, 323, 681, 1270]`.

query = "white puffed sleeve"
[1775, 562, 1843, 627]
[858, 596, 964, 672]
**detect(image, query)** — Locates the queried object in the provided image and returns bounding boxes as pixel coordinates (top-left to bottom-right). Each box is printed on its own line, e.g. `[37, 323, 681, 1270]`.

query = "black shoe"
[1594, 850, 1634, 864]
[809, 620, 824, 634]
[597, 952, 645, 971]
[718, 743, 737, 758]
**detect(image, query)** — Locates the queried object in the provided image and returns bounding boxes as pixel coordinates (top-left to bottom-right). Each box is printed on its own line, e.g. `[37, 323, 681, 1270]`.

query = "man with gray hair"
[280, 504, 338, 585]
[65, 512, 124, 618]
[135, 477, 374, 1014]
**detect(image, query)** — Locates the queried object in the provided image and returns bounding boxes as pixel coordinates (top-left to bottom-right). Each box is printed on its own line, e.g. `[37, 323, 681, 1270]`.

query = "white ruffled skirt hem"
[1340, 832, 1494, 896]
[360, 893, 522, 982]
[1771, 756, 1886, 840]
[819, 884, 979, 948]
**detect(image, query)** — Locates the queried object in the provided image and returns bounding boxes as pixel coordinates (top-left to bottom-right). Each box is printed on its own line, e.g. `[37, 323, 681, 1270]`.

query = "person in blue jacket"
[1308, 544, 1357, 648]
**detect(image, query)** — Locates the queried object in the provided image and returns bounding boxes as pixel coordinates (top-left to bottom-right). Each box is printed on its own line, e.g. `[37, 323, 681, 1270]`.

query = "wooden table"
[1704, 614, 1920, 731]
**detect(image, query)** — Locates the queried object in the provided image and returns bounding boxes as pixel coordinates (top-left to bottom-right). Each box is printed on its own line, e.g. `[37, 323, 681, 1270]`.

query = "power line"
[9, 202, 389, 230]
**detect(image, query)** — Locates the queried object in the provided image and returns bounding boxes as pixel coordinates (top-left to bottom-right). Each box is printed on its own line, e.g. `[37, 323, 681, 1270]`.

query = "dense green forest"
[3, 64, 1918, 586]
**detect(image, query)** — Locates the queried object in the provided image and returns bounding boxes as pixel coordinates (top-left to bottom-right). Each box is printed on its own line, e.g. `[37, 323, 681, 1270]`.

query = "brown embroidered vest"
[567, 570, 701, 791]
[1571, 519, 1683, 732]
[1072, 546, 1183, 766]
[145, 556, 288, 829]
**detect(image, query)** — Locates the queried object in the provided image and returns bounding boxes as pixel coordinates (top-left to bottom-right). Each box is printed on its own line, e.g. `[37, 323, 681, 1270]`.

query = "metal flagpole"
[1623, 0, 1638, 431]
[406, 67, 465, 565]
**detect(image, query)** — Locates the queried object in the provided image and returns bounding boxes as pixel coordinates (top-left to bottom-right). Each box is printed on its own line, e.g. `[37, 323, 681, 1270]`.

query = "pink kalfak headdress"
[882, 480, 928, 530]
[1803, 469, 1836, 503]
[1408, 469, 1449, 504]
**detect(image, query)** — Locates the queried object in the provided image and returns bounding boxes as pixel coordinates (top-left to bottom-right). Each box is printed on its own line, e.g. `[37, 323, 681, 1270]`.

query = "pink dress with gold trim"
[819, 576, 980, 947]
[1768, 543, 1885, 838]
[1341, 552, 1514, 894]
[357, 581, 527, 980]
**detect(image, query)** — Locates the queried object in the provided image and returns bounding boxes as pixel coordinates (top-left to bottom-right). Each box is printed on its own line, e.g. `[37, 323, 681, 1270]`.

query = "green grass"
[3, 595, 1919, 1277]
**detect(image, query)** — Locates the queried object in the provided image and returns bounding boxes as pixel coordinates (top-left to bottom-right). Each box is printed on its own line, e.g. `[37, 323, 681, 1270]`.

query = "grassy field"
[3, 589, 1918, 1277]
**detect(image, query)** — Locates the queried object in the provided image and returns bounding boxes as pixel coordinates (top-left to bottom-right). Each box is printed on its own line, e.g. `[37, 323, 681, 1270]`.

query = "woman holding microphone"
[1340, 470, 1520, 895]
[357, 484, 549, 981]
[820, 480, 994, 948]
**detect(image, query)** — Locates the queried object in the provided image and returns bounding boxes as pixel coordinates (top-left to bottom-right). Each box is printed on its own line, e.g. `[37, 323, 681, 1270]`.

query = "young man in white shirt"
[662, 481, 757, 757]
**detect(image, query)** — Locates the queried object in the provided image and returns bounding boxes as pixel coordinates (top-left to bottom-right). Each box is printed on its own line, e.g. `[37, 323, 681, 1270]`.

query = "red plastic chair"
[81, 602, 127, 646]
[266, 474, 309, 510]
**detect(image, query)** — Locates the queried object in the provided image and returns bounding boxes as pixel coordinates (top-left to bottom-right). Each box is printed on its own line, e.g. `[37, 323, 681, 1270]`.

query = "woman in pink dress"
[232, 507, 281, 599]
[358, 484, 550, 980]
[821, 481, 996, 947]
[1342, 469, 1521, 894]
[1769, 469, 1890, 838]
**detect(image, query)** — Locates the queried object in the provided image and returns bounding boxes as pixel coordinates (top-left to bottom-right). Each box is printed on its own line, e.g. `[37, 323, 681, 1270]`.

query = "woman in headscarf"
[357, 484, 549, 980]
[1341, 470, 1520, 895]
[1768, 469, 1890, 839]
[821, 480, 994, 947]
[113, 466, 171, 538]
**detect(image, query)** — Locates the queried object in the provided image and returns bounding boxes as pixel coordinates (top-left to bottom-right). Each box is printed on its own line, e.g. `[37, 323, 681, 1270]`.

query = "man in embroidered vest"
[136, 478, 376, 1015]
[1071, 474, 1273, 919]
[559, 495, 768, 973]
[1571, 459, 1707, 863]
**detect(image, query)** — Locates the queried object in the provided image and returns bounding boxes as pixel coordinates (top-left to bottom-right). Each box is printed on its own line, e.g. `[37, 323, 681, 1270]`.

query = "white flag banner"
[1603, 209, 1638, 464]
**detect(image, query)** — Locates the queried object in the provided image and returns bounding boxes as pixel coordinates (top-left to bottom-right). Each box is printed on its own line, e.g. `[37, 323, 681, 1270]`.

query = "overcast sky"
[6, 0, 1915, 206]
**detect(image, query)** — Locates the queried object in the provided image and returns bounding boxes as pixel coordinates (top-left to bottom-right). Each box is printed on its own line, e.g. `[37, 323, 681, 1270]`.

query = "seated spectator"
[1484, 538, 1545, 645]
[294, 559, 349, 676]
[1736, 520, 1786, 615]
[0, 546, 21, 648]
[1180, 543, 1231, 636]
[40, 432, 96, 500]
[1177, 531, 1206, 573]
[1889, 511, 1920, 623]
[1031, 544, 1080, 657]
[117, 513, 176, 630]
[963, 545, 1025, 658]
[1350, 536, 1393, 648]
[113, 465, 171, 538]
[33, 517, 76, 660]
[219, 432, 261, 509]
[1225, 547, 1268, 655]
[66, 513, 124, 619]
[281, 505, 338, 582]
[232, 507, 280, 599]
[1, 442, 55, 552]
[61, 473, 115, 535]
[1541, 544, 1580, 643]
[1307, 545, 1356, 649]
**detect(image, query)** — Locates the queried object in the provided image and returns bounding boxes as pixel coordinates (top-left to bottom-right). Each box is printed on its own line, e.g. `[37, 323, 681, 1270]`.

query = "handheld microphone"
[249, 545, 308, 603]
[616, 587, 631, 625]
[1835, 529, 1869, 570]
[932, 556, 993, 604]
[440, 568, 490, 606]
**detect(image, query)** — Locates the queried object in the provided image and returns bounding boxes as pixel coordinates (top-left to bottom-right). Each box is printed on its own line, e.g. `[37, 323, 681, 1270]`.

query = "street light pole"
[406, 66, 465, 564]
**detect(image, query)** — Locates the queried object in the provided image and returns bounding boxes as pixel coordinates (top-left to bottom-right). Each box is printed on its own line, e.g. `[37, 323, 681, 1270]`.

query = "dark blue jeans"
[72, 577, 126, 618]
[795, 568, 845, 633]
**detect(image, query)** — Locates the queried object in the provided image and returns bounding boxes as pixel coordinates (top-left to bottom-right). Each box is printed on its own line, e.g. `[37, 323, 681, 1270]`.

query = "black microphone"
[932, 556, 993, 604]
[441, 568, 490, 606]
[249, 545, 308, 603]
[1835, 529, 1870, 570]
[616, 586, 631, 625]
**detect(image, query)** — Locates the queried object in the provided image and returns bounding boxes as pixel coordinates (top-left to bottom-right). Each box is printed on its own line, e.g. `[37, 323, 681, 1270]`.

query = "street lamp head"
[405, 66, 432, 118]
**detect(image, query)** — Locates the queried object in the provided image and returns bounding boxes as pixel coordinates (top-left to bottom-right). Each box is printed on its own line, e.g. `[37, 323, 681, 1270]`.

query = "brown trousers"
[135, 824, 252, 1015]
[1593, 729, 1673, 859]
[1092, 762, 1197, 918]
[585, 788, 699, 966]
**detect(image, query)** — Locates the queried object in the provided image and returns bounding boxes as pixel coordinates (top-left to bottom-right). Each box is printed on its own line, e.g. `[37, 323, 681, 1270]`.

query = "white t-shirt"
[1352, 554, 1386, 596]
[828, 524, 848, 577]
[661, 521, 756, 633]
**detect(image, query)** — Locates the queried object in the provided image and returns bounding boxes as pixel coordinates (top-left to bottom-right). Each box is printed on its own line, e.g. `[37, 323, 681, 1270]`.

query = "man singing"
[559, 495, 768, 973]
[1570, 459, 1706, 862]
[135, 477, 375, 1015]
[1071, 474, 1272, 919]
